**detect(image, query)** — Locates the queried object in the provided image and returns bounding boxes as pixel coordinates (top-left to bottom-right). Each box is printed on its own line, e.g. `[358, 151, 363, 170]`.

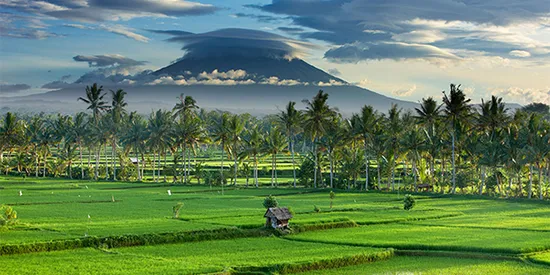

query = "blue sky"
[1, 0, 549, 104]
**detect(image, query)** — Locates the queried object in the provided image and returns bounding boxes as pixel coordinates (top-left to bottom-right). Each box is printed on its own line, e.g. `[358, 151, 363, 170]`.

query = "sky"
[1, 0, 549, 105]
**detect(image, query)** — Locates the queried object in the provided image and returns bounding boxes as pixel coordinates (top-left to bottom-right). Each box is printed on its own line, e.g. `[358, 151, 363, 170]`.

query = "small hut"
[264, 207, 293, 229]
[129, 157, 140, 164]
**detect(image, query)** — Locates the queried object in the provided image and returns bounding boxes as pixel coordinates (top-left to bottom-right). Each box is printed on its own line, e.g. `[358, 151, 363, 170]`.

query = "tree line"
[1, 83, 549, 199]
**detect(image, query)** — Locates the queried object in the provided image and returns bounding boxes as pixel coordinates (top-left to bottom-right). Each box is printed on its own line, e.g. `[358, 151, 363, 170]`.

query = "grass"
[0, 237, 391, 274]
[297, 256, 550, 274]
[2, 175, 550, 274]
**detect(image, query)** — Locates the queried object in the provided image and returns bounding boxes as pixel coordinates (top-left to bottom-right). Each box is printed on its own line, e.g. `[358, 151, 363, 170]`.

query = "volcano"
[154, 55, 345, 84]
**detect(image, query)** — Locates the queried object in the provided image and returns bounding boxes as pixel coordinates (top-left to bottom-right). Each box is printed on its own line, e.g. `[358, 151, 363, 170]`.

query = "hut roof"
[264, 207, 293, 220]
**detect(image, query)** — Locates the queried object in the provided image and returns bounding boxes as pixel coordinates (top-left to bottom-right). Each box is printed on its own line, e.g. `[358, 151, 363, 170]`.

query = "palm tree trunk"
[275, 155, 278, 188]
[79, 141, 84, 179]
[271, 154, 275, 187]
[35, 146, 39, 177]
[507, 176, 512, 198]
[329, 150, 334, 189]
[538, 164, 543, 200]
[234, 152, 238, 186]
[313, 139, 317, 189]
[291, 137, 297, 188]
[377, 158, 381, 189]
[254, 154, 258, 188]
[529, 164, 533, 199]
[112, 138, 117, 181]
[518, 172, 522, 197]
[104, 142, 109, 180]
[451, 132, 457, 194]
[479, 166, 485, 195]
[181, 146, 187, 184]
[413, 159, 418, 192]
[135, 145, 141, 181]
[164, 150, 167, 183]
[43, 154, 47, 178]
[87, 146, 91, 171]
[153, 151, 156, 182]
[364, 140, 369, 191]
[95, 146, 99, 180]
[221, 142, 224, 195]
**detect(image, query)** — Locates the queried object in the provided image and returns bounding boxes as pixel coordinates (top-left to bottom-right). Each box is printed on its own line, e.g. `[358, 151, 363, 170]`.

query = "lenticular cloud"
[155, 28, 318, 59]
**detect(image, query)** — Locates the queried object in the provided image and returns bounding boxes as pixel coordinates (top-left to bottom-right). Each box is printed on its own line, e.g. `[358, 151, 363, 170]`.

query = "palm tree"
[26, 116, 44, 177]
[0, 112, 23, 166]
[78, 83, 109, 125]
[302, 90, 337, 188]
[242, 125, 264, 188]
[525, 114, 550, 200]
[319, 119, 345, 188]
[147, 110, 173, 182]
[110, 89, 127, 180]
[173, 93, 198, 120]
[278, 101, 302, 188]
[353, 105, 379, 191]
[415, 97, 441, 180]
[228, 114, 245, 185]
[442, 84, 471, 194]
[263, 126, 287, 187]
[385, 104, 403, 191]
[72, 112, 89, 179]
[401, 125, 425, 192]
[174, 116, 206, 183]
[211, 113, 231, 194]
[121, 113, 147, 181]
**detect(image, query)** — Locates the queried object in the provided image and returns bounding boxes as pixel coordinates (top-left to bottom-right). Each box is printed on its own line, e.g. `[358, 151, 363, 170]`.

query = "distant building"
[264, 207, 293, 229]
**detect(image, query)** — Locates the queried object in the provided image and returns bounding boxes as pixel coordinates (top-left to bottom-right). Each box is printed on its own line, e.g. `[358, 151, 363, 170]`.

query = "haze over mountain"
[1, 28, 421, 115]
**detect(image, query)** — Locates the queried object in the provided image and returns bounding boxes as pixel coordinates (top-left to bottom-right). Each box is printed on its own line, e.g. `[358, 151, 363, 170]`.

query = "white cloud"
[197, 69, 247, 80]
[509, 50, 531, 58]
[99, 24, 149, 42]
[317, 79, 345, 86]
[392, 84, 417, 97]
[490, 87, 550, 104]
[392, 30, 446, 43]
[259, 76, 304, 86]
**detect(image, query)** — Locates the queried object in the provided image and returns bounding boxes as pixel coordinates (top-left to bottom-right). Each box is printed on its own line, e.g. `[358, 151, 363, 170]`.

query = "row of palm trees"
[1, 83, 549, 199]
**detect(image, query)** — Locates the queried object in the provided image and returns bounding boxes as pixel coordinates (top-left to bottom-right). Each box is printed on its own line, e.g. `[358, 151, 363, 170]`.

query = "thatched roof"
[264, 207, 293, 220]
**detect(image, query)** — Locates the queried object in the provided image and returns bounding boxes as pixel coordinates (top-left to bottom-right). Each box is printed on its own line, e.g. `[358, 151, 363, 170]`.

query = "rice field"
[1, 175, 549, 274]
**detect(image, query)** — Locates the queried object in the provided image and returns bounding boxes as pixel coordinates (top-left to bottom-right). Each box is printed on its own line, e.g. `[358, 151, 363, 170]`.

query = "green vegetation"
[404, 194, 415, 210]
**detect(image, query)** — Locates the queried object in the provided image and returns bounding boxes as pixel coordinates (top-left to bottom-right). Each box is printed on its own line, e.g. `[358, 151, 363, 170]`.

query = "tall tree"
[121, 114, 147, 181]
[353, 105, 379, 191]
[242, 125, 264, 188]
[278, 101, 302, 188]
[263, 126, 287, 187]
[442, 84, 471, 194]
[302, 90, 337, 188]
[211, 113, 231, 194]
[228, 114, 245, 185]
[110, 89, 128, 181]
[415, 97, 441, 181]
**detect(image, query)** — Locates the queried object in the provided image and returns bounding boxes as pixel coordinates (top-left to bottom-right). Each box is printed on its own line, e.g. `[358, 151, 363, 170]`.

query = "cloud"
[317, 79, 346, 86]
[277, 27, 304, 34]
[63, 23, 93, 30]
[325, 42, 459, 63]
[509, 50, 531, 58]
[1, 0, 219, 22]
[197, 69, 247, 80]
[252, 1, 550, 63]
[0, 12, 62, 39]
[99, 24, 149, 42]
[392, 85, 417, 97]
[0, 83, 32, 93]
[41, 80, 73, 89]
[327, 68, 341, 76]
[231, 13, 286, 23]
[354, 78, 370, 87]
[259, 76, 303, 86]
[156, 28, 319, 59]
[73, 54, 147, 67]
[490, 87, 550, 105]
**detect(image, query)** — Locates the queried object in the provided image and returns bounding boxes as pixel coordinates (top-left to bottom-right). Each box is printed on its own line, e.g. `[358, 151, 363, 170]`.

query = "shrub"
[403, 194, 416, 211]
[314, 205, 320, 213]
[263, 195, 279, 209]
[0, 205, 17, 227]
[172, 202, 184, 219]
[329, 191, 335, 209]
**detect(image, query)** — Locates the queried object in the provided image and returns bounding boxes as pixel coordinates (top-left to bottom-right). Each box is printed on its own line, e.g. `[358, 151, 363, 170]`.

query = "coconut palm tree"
[174, 116, 206, 183]
[172, 93, 198, 121]
[385, 104, 403, 191]
[415, 97, 441, 180]
[442, 84, 472, 194]
[228, 114, 245, 185]
[241, 125, 264, 188]
[121, 113, 147, 181]
[525, 114, 550, 200]
[26, 115, 44, 177]
[72, 112, 89, 179]
[147, 110, 173, 182]
[319, 119, 346, 188]
[278, 101, 302, 188]
[353, 105, 379, 191]
[78, 83, 109, 125]
[263, 126, 287, 187]
[302, 90, 337, 188]
[401, 125, 425, 192]
[0, 112, 23, 167]
[110, 89, 127, 180]
[211, 113, 231, 194]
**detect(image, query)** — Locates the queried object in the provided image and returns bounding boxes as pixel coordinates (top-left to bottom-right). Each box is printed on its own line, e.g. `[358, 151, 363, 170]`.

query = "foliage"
[314, 205, 321, 213]
[0, 205, 17, 227]
[262, 195, 279, 209]
[172, 202, 184, 219]
[403, 194, 416, 210]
